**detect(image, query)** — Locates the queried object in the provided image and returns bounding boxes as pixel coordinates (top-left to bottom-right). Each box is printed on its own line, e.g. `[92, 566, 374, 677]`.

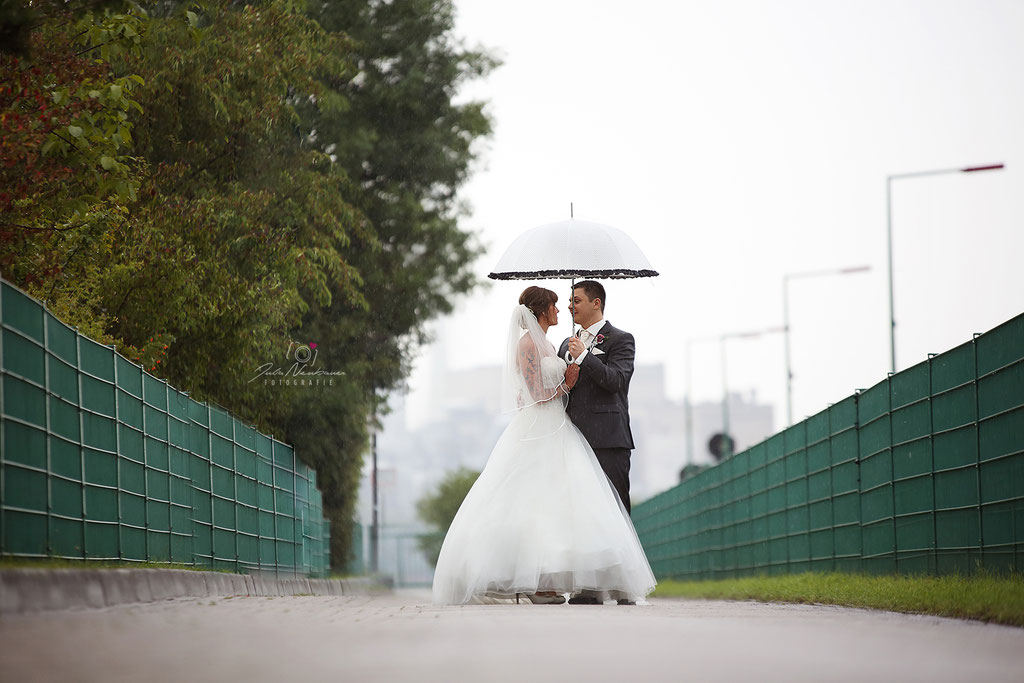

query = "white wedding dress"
[431, 306, 656, 605]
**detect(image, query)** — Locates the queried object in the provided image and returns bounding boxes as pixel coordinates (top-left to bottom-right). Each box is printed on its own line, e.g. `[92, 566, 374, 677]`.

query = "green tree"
[0, 0, 137, 56]
[303, 0, 497, 362]
[289, 0, 496, 569]
[2, 1, 375, 564]
[107, 1, 369, 425]
[416, 467, 479, 567]
[0, 4, 153, 349]
[1, 0, 497, 574]
[112, 3, 381, 572]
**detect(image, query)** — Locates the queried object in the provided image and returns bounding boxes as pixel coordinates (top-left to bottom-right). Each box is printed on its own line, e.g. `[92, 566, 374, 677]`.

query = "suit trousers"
[594, 447, 632, 515]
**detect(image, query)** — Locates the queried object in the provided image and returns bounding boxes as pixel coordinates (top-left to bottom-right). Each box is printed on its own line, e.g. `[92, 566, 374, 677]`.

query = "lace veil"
[501, 304, 567, 413]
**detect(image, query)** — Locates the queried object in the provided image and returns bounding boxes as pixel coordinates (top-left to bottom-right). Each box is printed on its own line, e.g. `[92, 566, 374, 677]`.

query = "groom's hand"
[567, 337, 585, 359]
[565, 363, 579, 389]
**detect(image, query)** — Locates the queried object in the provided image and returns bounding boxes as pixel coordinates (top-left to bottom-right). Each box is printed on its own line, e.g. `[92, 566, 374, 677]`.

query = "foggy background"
[359, 0, 1024, 579]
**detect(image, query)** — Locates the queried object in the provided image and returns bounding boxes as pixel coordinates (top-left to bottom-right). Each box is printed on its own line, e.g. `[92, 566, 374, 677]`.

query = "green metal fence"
[0, 280, 331, 577]
[633, 311, 1024, 580]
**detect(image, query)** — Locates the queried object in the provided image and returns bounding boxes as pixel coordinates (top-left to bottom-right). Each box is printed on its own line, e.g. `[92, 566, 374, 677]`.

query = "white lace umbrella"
[488, 218, 658, 338]
[487, 219, 658, 281]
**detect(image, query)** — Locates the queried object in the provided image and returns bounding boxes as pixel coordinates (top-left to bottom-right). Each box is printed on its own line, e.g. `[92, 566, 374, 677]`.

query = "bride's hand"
[564, 363, 579, 389]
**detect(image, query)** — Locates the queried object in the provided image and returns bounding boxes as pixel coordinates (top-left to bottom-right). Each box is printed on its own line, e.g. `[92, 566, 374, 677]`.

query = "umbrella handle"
[568, 206, 575, 340]
[570, 277, 576, 341]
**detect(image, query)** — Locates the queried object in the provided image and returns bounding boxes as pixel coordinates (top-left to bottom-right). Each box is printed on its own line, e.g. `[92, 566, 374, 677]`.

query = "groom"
[559, 281, 637, 606]
[559, 280, 636, 513]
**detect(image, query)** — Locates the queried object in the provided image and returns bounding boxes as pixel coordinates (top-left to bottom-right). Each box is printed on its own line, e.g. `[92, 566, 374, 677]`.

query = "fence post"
[973, 334, 984, 570]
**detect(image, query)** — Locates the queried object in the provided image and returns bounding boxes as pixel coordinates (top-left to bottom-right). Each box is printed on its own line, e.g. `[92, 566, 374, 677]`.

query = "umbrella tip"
[570, 202, 573, 219]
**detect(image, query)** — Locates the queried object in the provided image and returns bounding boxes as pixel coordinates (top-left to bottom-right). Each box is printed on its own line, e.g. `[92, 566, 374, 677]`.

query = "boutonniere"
[594, 334, 605, 346]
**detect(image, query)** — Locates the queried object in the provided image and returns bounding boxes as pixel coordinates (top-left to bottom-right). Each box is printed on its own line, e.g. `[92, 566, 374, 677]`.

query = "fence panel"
[0, 280, 331, 576]
[633, 311, 1024, 580]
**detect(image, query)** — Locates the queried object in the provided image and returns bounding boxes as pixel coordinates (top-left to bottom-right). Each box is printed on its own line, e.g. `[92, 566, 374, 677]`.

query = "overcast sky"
[403, 0, 1023, 432]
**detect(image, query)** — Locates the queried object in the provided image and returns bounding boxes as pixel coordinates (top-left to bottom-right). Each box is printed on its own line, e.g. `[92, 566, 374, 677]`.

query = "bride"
[431, 286, 656, 605]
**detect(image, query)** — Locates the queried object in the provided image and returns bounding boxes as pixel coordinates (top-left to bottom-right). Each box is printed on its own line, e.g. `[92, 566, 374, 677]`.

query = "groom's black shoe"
[616, 599, 636, 606]
[567, 594, 601, 605]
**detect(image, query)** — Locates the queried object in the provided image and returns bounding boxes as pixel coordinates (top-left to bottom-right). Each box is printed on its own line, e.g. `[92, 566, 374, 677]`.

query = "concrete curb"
[0, 569, 381, 616]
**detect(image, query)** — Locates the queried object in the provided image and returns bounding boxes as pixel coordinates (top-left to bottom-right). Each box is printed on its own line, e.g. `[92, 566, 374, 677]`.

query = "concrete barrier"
[205, 572, 233, 597]
[146, 569, 190, 601]
[0, 570, 105, 613]
[180, 570, 211, 599]
[0, 569, 381, 615]
[97, 569, 148, 605]
[228, 574, 249, 597]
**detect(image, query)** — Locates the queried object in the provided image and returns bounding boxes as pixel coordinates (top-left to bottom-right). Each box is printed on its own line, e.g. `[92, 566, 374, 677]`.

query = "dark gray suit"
[559, 322, 635, 513]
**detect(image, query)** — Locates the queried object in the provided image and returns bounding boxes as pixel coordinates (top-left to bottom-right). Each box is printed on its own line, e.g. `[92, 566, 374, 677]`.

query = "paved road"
[1, 590, 1022, 682]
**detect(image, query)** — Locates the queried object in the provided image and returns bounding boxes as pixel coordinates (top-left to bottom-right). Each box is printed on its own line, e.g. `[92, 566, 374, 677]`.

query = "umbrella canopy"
[488, 219, 658, 280]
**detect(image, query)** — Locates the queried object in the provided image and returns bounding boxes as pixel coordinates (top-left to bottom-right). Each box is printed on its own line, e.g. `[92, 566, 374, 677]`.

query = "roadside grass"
[0, 556, 236, 573]
[653, 571, 1024, 627]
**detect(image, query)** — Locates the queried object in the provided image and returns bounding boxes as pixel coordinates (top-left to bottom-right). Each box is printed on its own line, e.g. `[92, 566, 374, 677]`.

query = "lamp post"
[684, 335, 718, 467]
[368, 390, 386, 576]
[720, 327, 784, 457]
[686, 326, 784, 463]
[783, 265, 871, 426]
[886, 163, 1004, 372]
[370, 429, 379, 574]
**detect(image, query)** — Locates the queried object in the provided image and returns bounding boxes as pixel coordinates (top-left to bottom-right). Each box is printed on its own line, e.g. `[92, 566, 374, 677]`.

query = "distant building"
[628, 365, 774, 502]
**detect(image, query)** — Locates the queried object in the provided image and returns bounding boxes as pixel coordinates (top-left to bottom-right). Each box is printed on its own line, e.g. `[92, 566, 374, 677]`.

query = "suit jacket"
[558, 321, 635, 450]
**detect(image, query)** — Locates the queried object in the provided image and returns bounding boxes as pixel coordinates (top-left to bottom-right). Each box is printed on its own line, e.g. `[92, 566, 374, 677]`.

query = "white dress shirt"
[568, 319, 607, 365]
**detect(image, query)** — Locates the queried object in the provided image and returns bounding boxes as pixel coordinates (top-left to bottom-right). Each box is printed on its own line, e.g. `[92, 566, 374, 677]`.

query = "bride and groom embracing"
[431, 281, 656, 606]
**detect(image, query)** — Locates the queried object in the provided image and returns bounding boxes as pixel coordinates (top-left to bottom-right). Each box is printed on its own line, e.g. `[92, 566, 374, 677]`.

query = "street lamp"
[886, 163, 1004, 372]
[368, 389, 387, 576]
[783, 265, 871, 426]
[720, 327, 784, 458]
[370, 428, 379, 574]
[684, 335, 718, 466]
[687, 327, 784, 464]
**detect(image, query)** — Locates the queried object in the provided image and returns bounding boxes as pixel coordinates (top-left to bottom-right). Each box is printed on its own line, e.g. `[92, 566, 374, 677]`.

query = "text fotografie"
[249, 361, 345, 384]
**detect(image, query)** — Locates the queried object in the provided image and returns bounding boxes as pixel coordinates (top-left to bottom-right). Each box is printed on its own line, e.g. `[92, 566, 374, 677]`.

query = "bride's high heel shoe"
[520, 592, 566, 605]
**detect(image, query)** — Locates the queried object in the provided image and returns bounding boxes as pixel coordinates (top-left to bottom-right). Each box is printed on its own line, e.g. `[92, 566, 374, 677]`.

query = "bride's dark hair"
[519, 286, 558, 321]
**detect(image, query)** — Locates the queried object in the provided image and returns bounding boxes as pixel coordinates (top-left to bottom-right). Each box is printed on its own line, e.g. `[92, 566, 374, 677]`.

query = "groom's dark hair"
[574, 280, 605, 312]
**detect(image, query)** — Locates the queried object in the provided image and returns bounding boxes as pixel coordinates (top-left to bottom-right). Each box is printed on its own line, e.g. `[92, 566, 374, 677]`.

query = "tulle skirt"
[431, 400, 656, 605]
